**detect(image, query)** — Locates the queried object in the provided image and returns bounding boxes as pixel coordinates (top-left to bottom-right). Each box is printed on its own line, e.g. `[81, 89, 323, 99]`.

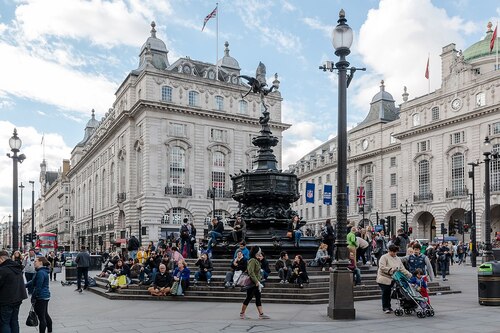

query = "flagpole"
[427, 53, 430, 94]
[496, 21, 498, 71]
[215, 2, 219, 81]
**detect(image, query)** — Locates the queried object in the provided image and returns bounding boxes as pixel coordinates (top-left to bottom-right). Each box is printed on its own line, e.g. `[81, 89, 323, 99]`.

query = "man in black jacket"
[207, 218, 224, 252]
[127, 235, 140, 260]
[75, 245, 91, 293]
[394, 228, 410, 257]
[0, 250, 28, 332]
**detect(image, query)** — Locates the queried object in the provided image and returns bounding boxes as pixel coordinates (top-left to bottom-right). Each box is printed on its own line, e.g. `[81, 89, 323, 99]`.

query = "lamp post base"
[327, 266, 355, 320]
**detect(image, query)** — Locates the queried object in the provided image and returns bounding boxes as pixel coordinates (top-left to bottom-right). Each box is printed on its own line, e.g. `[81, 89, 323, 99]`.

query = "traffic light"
[463, 224, 469, 233]
[98, 236, 103, 246]
[449, 219, 458, 235]
[457, 220, 464, 234]
[440, 223, 447, 235]
[380, 218, 386, 232]
[408, 227, 413, 235]
[31, 231, 37, 243]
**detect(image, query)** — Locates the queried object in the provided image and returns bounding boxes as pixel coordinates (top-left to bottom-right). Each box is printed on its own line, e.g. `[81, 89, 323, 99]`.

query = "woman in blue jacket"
[26, 256, 52, 333]
[172, 259, 191, 293]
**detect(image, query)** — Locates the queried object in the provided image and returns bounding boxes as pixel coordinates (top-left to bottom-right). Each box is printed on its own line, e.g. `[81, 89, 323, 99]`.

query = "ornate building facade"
[67, 22, 287, 250]
[291, 24, 500, 243]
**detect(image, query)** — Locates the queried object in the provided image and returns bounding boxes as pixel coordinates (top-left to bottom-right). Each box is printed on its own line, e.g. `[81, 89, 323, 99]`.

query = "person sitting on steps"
[207, 217, 225, 254]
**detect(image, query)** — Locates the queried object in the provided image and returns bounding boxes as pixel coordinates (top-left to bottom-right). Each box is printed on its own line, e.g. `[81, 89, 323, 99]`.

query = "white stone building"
[67, 22, 287, 250]
[291, 24, 500, 243]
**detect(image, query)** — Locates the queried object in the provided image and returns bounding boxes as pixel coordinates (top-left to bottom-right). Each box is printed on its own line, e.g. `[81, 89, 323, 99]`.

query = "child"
[347, 252, 362, 286]
[410, 268, 430, 304]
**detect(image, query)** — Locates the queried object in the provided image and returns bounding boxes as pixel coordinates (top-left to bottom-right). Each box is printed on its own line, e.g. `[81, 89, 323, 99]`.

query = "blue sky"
[0, 0, 499, 221]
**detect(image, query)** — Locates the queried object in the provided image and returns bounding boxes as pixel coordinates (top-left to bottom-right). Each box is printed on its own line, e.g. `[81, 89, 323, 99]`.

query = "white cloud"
[15, 0, 173, 48]
[357, 0, 479, 106]
[302, 17, 333, 38]
[0, 41, 117, 115]
[0, 121, 72, 220]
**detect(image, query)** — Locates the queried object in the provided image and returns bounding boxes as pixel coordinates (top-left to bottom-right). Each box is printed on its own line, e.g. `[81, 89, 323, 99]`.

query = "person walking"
[239, 246, 270, 320]
[0, 250, 28, 333]
[437, 242, 451, 281]
[75, 245, 91, 293]
[376, 244, 411, 314]
[46, 251, 59, 281]
[22, 248, 37, 295]
[25, 256, 52, 333]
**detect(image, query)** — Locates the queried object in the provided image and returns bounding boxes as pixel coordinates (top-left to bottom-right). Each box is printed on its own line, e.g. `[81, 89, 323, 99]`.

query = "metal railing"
[413, 192, 433, 202]
[445, 187, 468, 199]
[165, 185, 193, 197]
[207, 188, 233, 199]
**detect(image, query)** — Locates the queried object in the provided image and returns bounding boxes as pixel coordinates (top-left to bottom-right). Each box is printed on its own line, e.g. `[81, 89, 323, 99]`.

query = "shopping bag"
[233, 270, 243, 284]
[170, 281, 179, 295]
[53, 266, 62, 274]
[235, 272, 252, 288]
[26, 305, 38, 327]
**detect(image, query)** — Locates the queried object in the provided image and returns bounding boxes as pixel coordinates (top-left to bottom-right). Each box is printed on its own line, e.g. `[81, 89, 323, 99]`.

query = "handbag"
[26, 305, 38, 327]
[53, 266, 62, 274]
[233, 270, 243, 284]
[170, 281, 179, 295]
[286, 231, 293, 238]
[235, 272, 252, 288]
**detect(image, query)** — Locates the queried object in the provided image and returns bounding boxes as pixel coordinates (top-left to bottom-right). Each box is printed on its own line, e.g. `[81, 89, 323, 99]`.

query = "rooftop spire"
[150, 21, 157, 38]
[91, 109, 95, 119]
[224, 41, 230, 56]
[380, 80, 385, 91]
[487, 21, 493, 33]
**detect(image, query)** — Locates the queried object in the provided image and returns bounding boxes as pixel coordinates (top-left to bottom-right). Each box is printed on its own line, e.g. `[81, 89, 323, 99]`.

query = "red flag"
[424, 57, 429, 79]
[491, 24, 497, 53]
[202, 6, 217, 31]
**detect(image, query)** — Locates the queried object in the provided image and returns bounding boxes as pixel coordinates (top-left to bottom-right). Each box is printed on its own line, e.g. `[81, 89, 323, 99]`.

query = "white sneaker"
[279, 280, 285, 284]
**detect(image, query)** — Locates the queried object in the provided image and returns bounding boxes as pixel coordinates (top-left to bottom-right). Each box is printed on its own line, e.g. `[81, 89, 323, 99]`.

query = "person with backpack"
[373, 231, 387, 266]
[127, 235, 140, 260]
[407, 243, 434, 281]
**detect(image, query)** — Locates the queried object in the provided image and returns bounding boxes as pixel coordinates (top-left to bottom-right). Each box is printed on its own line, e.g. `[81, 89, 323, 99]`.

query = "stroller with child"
[391, 271, 435, 318]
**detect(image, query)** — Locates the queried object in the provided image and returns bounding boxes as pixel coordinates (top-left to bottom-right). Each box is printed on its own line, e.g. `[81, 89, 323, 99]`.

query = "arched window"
[101, 169, 106, 209]
[161, 86, 173, 102]
[94, 175, 99, 210]
[215, 96, 224, 111]
[212, 151, 226, 197]
[88, 179, 92, 213]
[110, 163, 115, 204]
[169, 146, 186, 194]
[136, 148, 143, 194]
[412, 113, 420, 126]
[163, 207, 192, 225]
[451, 153, 464, 192]
[418, 160, 430, 197]
[239, 100, 248, 114]
[206, 209, 231, 225]
[82, 184, 86, 216]
[491, 144, 500, 192]
[188, 91, 199, 106]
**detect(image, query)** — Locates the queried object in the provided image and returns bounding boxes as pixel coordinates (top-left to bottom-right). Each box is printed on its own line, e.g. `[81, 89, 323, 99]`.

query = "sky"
[0, 0, 499, 222]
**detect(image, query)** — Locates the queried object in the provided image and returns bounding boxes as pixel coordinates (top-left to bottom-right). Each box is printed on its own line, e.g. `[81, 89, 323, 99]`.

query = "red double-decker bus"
[35, 232, 58, 255]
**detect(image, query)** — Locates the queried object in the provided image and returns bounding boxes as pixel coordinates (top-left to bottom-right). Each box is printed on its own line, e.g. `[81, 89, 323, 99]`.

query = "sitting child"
[410, 268, 430, 304]
[347, 252, 362, 286]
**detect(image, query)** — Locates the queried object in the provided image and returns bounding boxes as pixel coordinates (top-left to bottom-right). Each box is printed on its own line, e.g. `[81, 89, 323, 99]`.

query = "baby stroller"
[391, 271, 435, 318]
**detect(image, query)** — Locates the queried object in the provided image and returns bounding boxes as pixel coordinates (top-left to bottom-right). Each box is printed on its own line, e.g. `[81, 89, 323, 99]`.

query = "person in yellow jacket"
[137, 247, 147, 264]
[376, 244, 412, 314]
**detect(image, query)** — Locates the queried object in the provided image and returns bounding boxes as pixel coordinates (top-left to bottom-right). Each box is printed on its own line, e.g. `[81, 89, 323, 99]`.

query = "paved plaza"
[17, 262, 500, 333]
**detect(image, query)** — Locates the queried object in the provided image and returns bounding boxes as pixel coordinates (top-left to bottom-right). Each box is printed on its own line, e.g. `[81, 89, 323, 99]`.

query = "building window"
[169, 146, 186, 193]
[451, 153, 464, 192]
[418, 160, 430, 196]
[492, 144, 500, 192]
[305, 208, 309, 220]
[365, 180, 373, 207]
[431, 107, 440, 121]
[161, 86, 172, 102]
[210, 128, 226, 142]
[390, 157, 396, 167]
[390, 193, 397, 209]
[450, 131, 465, 145]
[318, 176, 323, 185]
[188, 91, 199, 106]
[390, 133, 397, 144]
[363, 163, 372, 174]
[170, 123, 187, 137]
[318, 189, 322, 200]
[215, 95, 224, 111]
[239, 100, 248, 114]
[212, 152, 226, 197]
[390, 173, 397, 186]
[476, 92, 486, 107]
[326, 205, 331, 217]
[412, 113, 420, 126]
[164, 207, 191, 225]
[417, 140, 430, 152]
[326, 174, 331, 183]
[489, 122, 500, 135]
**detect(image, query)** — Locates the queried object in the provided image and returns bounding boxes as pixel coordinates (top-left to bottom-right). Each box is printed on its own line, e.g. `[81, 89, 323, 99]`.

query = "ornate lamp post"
[482, 137, 494, 262]
[7, 129, 26, 251]
[399, 199, 413, 233]
[468, 161, 479, 267]
[320, 9, 365, 320]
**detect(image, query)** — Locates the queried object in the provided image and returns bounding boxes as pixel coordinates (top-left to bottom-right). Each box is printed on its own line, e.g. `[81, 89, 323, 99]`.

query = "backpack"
[180, 225, 189, 239]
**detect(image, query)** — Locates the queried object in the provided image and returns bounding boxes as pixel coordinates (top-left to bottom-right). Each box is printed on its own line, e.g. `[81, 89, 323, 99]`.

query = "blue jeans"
[129, 250, 137, 260]
[352, 268, 361, 285]
[207, 231, 222, 251]
[194, 271, 212, 282]
[294, 231, 302, 246]
[0, 303, 21, 333]
[440, 259, 449, 278]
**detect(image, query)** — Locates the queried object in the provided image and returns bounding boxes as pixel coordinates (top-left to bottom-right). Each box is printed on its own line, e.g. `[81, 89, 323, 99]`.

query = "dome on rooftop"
[217, 41, 240, 70]
[371, 80, 395, 103]
[85, 109, 99, 129]
[463, 22, 496, 62]
[140, 21, 168, 54]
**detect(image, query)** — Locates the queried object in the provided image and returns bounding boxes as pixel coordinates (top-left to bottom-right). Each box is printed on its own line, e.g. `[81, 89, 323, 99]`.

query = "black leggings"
[243, 286, 262, 307]
[34, 299, 52, 333]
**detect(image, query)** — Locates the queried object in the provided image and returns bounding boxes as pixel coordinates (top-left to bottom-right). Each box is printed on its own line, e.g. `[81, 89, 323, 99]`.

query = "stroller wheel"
[404, 309, 412, 315]
[416, 311, 426, 318]
[394, 309, 404, 316]
[425, 309, 432, 317]
[429, 309, 435, 317]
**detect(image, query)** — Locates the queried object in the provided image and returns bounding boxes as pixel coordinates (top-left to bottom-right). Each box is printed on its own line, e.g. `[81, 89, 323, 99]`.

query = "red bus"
[35, 232, 58, 255]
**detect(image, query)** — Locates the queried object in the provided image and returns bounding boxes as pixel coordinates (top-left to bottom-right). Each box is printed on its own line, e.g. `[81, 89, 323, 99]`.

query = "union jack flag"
[202, 6, 217, 31]
[356, 186, 365, 206]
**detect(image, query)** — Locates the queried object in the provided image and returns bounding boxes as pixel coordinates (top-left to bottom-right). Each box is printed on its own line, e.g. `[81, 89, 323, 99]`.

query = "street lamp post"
[29, 180, 35, 247]
[482, 137, 495, 262]
[7, 129, 26, 251]
[399, 199, 413, 234]
[320, 9, 365, 320]
[468, 162, 479, 267]
[19, 182, 24, 248]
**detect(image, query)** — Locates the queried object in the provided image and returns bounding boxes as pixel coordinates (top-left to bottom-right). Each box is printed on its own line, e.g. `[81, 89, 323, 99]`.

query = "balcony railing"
[117, 192, 126, 203]
[445, 187, 468, 199]
[165, 185, 193, 197]
[207, 188, 233, 199]
[413, 192, 433, 202]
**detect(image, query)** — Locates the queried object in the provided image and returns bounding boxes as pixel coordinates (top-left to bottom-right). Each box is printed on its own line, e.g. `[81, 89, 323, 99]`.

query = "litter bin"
[478, 261, 500, 306]
[90, 255, 103, 271]
[65, 262, 77, 281]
